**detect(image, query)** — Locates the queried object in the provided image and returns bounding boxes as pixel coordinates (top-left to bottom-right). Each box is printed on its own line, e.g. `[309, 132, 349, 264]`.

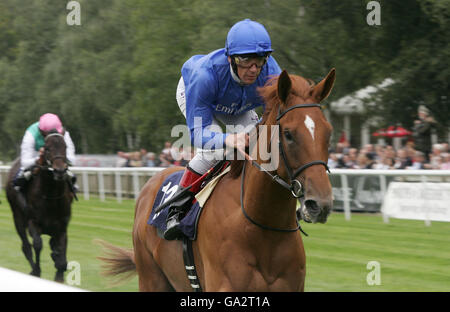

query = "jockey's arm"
[188, 106, 249, 155]
[64, 131, 76, 166]
[186, 70, 229, 150]
[20, 131, 40, 169]
[188, 106, 228, 150]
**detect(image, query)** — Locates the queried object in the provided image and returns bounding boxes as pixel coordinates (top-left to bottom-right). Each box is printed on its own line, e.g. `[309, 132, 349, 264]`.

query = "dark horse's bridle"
[37, 133, 70, 200]
[43, 133, 69, 168]
[240, 103, 330, 234]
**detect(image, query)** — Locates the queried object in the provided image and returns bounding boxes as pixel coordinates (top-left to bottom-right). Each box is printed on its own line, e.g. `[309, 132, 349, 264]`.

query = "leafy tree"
[366, 0, 450, 134]
[0, 0, 448, 160]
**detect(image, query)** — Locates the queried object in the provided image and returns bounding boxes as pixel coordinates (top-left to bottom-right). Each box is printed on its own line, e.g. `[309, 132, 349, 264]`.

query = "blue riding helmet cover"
[225, 19, 273, 56]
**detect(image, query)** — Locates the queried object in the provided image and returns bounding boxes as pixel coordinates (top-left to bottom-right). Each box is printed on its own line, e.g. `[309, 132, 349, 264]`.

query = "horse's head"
[259, 69, 335, 223]
[42, 131, 69, 181]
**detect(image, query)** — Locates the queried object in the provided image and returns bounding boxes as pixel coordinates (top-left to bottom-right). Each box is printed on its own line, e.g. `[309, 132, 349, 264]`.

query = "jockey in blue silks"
[164, 19, 282, 240]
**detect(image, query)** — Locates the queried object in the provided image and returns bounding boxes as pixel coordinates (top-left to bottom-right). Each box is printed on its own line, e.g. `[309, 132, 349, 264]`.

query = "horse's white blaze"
[304, 115, 315, 140]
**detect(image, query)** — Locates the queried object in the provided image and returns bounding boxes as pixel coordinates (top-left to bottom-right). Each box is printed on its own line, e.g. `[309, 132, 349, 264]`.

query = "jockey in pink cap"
[38, 113, 64, 134]
[13, 113, 77, 206]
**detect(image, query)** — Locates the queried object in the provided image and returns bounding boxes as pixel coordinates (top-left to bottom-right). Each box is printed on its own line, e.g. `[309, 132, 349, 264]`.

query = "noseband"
[241, 103, 330, 234]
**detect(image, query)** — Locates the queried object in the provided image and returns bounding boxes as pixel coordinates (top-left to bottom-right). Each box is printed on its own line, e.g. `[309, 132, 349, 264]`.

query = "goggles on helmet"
[233, 53, 268, 69]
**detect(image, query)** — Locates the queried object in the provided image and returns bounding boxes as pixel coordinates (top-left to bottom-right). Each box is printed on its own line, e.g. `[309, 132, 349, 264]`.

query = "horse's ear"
[277, 70, 291, 105]
[311, 68, 336, 103]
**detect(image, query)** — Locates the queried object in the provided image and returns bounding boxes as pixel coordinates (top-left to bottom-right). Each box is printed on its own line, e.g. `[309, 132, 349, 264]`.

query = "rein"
[240, 103, 330, 234]
[240, 161, 307, 234]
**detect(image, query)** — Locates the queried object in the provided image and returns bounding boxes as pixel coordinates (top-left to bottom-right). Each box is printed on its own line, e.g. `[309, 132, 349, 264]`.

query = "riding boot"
[13, 169, 31, 190]
[66, 170, 79, 193]
[163, 167, 202, 240]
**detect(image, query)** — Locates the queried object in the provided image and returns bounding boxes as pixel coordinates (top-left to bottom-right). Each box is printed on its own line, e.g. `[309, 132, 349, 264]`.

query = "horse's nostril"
[53, 168, 67, 180]
[304, 200, 321, 218]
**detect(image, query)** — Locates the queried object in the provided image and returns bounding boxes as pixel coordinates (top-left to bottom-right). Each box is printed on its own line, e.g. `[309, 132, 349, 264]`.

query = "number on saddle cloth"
[147, 161, 230, 240]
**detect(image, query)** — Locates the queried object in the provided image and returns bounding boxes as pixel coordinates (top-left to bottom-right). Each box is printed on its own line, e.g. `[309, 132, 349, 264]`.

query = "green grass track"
[0, 191, 449, 291]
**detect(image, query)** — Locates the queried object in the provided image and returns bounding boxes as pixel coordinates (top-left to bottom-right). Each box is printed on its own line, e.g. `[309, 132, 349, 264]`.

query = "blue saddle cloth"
[147, 170, 202, 240]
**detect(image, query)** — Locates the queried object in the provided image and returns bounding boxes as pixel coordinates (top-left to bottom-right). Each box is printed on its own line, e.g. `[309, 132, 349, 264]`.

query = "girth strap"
[182, 237, 202, 292]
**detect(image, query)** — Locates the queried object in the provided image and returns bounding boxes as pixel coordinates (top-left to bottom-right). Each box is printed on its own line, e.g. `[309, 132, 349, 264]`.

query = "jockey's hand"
[225, 132, 249, 159]
[36, 147, 45, 165]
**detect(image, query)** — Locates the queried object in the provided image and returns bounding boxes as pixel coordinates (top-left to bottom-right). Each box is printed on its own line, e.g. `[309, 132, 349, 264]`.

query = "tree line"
[0, 0, 448, 160]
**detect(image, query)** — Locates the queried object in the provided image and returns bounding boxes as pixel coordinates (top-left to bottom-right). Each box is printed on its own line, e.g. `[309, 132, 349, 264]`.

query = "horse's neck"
[242, 162, 297, 230]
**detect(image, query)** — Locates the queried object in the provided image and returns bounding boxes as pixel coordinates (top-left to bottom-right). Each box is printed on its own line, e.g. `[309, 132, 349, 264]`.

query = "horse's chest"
[31, 206, 70, 232]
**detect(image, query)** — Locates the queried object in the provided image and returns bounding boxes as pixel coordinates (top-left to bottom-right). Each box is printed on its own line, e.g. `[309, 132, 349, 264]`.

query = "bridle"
[275, 103, 330, 196]
[241, 103, 330, 234]
[44, 133, 69, 171]
[43, 133, 68, 168]
[250, 103, 330, 197]
[36, 133, 71, 200]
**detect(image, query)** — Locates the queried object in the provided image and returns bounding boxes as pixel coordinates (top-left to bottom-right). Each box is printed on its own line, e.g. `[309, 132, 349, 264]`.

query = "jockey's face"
[228, 55, 263, 85]
[40, 129, 49, 137]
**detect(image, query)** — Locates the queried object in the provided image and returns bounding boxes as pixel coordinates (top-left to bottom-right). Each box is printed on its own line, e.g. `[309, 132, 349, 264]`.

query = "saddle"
[147, 161, 230, 241]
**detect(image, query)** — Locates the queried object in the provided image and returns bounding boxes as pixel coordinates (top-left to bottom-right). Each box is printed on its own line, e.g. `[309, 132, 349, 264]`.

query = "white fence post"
[98, 171, 105, 202]
[82, 171, 89, 200]
[379, 174, 389, 223]
[340, 174, 351, 221]
[421, 175, 431, 227]
[132, 171, 140, 201]
[115, 171, 122, 203]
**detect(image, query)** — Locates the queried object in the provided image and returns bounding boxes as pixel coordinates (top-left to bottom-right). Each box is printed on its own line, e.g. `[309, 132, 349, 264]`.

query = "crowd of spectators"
[328, 141, 450, 170]
[117, 142, 194, 168]
[330, 105, 449, 170]
[117, 139, 450, 170]
[114, 105, 449, 170]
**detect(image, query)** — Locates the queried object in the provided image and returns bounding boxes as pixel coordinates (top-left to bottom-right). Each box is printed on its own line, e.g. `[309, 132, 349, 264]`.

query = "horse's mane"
[259, 75, 315, 125]
[229, 74, 316, 179]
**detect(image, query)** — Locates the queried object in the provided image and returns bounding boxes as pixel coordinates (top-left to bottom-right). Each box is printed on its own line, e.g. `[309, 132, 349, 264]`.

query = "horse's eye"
[284, 130, 294, 142]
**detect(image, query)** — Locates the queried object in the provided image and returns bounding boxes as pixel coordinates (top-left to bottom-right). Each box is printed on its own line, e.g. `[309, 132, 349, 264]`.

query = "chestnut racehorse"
[99, 69, 335, 291]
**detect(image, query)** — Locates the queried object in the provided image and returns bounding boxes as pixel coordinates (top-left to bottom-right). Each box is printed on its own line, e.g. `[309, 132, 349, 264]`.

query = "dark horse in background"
[99, 69, 335, 291]
[6, 131, 74, 282]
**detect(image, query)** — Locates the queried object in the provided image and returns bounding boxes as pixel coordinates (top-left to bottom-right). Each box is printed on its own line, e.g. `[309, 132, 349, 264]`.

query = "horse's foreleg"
[28, 222, 42, 277]
[50, 232, 68, 283]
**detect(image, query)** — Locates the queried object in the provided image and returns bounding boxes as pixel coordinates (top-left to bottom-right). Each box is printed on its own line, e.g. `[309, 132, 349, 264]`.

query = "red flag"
[338, 131, 347, 143]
